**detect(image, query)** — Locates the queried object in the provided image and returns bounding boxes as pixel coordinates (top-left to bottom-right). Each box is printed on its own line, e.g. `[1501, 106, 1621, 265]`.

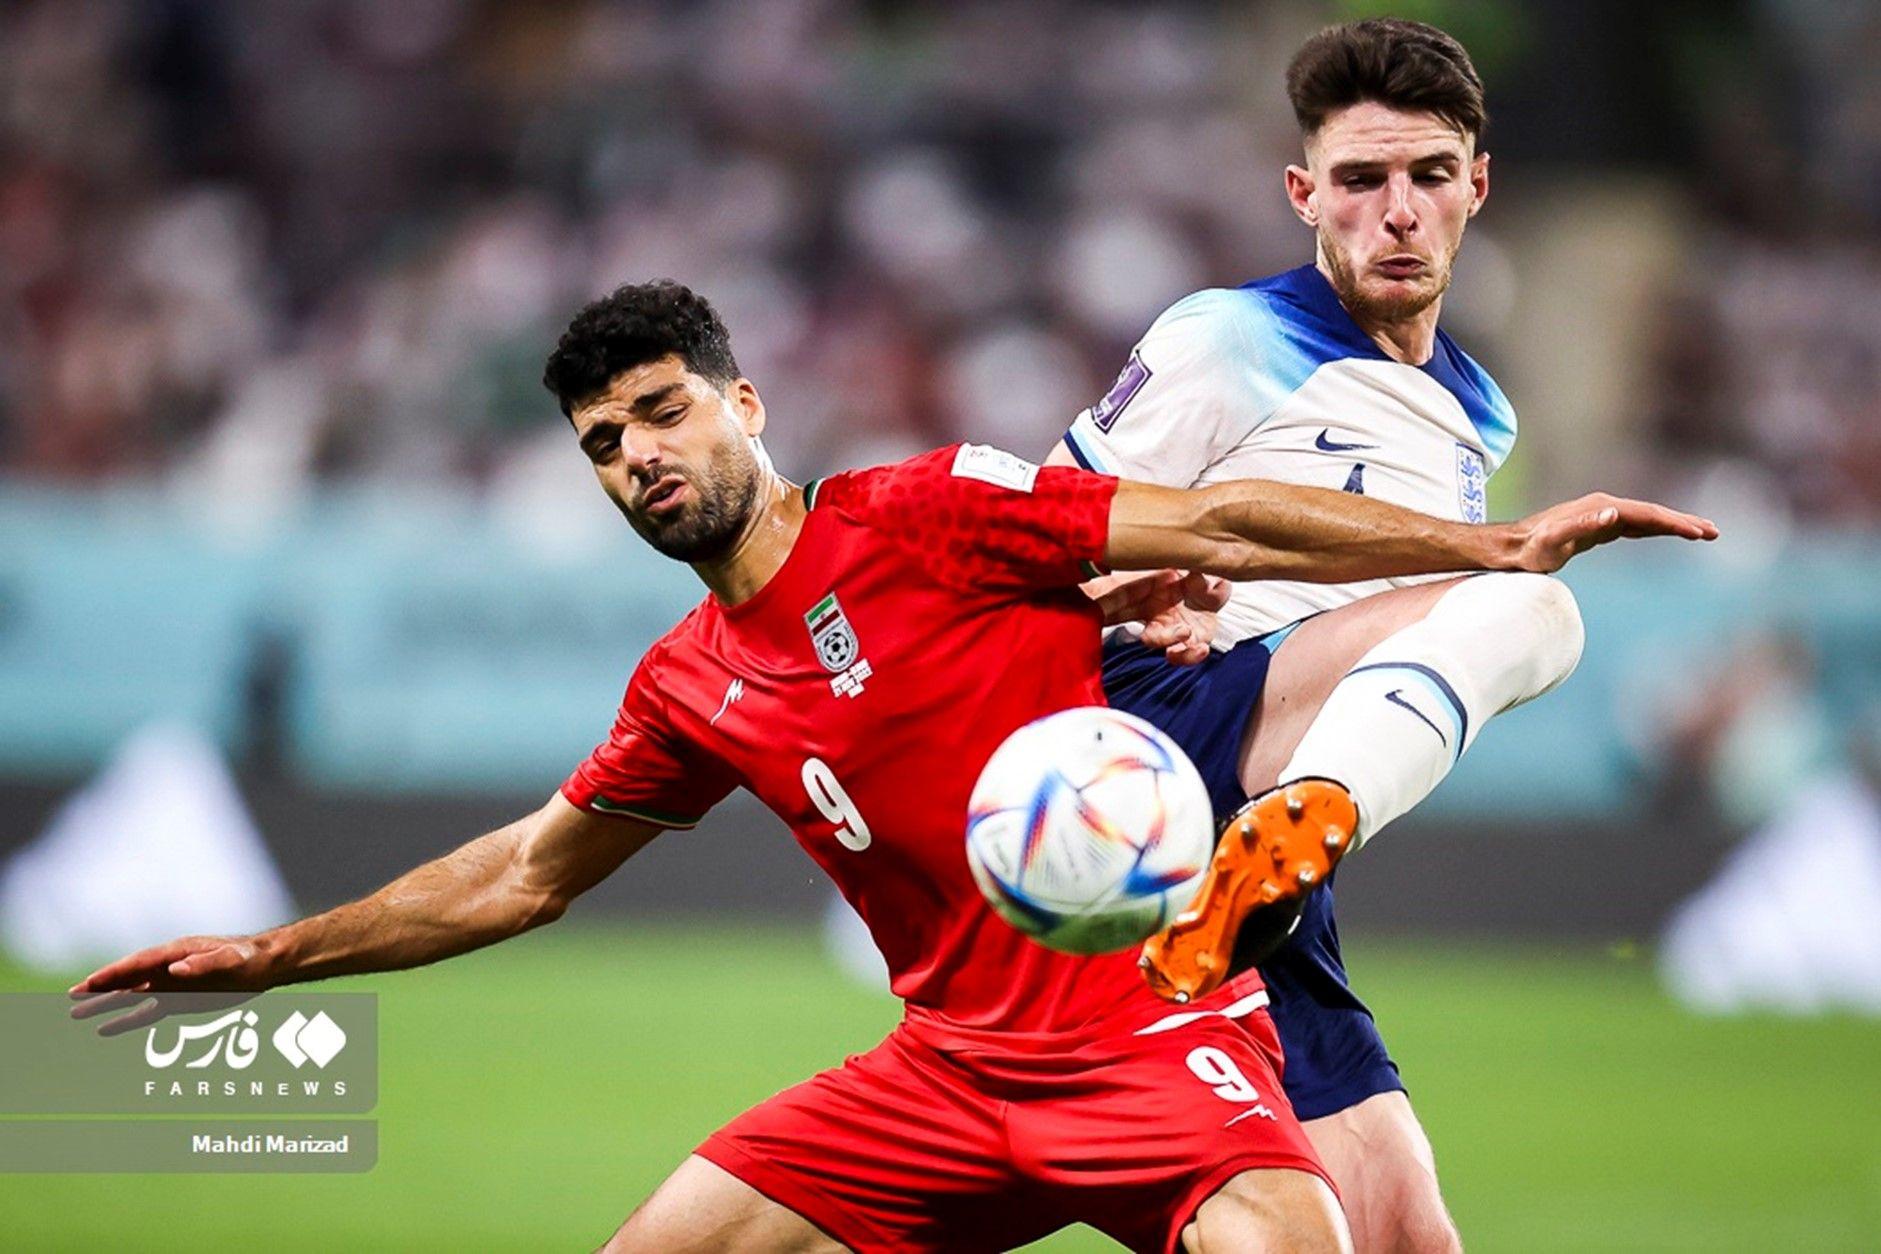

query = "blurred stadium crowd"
[2, 0, 1878, 523]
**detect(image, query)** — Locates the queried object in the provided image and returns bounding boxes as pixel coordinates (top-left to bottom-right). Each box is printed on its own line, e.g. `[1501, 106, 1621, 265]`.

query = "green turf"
[2, 926, 1876, 1251]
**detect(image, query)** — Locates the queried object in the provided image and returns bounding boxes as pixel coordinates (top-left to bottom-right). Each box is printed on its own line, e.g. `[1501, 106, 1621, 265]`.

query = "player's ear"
[1284, 164, 1317, 227]
[729, 377, 766, 438]
[1467, 151, 1490, 218]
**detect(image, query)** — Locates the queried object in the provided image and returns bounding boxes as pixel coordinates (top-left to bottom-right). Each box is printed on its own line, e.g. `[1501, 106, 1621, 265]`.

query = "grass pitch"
[1, 925, 1876, 1251]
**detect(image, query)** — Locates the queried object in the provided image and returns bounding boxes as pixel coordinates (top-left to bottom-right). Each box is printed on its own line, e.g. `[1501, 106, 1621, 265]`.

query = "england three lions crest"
[1455, 444, 1487, 524]
[805, 592, 871, 698]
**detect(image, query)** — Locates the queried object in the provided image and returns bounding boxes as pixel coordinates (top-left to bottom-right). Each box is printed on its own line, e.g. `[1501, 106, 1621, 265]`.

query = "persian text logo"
[145, 1010, 262, 1070]
[273, 1011, 348, 1069]
[142, 1008, 348, 1072]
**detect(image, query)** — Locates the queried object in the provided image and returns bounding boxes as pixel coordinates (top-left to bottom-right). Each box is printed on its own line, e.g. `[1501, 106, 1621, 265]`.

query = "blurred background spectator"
[2, 0, 1875, 519]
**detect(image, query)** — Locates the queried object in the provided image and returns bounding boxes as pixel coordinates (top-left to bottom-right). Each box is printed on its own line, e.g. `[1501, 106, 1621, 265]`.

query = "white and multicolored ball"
[965, 706, 1215, 956]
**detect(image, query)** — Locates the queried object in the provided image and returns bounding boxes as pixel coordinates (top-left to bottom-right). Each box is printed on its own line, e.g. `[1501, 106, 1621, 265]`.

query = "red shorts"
[697, 980, 1331, 1254]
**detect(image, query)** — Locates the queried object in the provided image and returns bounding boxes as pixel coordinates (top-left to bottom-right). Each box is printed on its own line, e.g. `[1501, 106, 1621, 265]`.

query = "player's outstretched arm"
[1105, 479, 1716, 583]
[70, 796, 659, 1022]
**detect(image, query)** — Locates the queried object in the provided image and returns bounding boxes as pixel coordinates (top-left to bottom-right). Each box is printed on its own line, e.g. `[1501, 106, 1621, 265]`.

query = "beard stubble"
[626, 443, 762, 564]
[1318, 223, 1459, 325]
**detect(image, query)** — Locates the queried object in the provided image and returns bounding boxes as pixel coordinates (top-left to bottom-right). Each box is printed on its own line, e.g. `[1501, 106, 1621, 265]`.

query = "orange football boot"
[1140, 778, 1358, 1003]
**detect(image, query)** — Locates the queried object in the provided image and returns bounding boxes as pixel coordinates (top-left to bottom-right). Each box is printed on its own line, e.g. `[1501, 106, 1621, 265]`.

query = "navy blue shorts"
[1102, 632, 1405, 1122]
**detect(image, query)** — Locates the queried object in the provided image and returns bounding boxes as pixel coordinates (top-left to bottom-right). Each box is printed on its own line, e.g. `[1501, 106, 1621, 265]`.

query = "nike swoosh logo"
[1385, 689, 1446, 744]
[1315, 429, 1379, 453]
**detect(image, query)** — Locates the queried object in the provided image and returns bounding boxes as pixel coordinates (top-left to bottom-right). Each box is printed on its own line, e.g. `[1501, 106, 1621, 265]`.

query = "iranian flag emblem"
[804, 592, 861, 674]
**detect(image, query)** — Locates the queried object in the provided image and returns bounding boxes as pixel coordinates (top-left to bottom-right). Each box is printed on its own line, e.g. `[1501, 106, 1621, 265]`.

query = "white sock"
[1278, 573, 1585, 849]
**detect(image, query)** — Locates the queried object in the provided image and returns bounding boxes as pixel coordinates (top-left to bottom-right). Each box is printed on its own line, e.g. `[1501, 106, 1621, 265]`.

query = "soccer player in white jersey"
[1051, 19, 1591, 1253]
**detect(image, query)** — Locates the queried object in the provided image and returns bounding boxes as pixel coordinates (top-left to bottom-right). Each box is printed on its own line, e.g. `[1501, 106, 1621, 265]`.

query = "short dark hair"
[1286, 18, 1486, 143]
[542, 280, 741, 416]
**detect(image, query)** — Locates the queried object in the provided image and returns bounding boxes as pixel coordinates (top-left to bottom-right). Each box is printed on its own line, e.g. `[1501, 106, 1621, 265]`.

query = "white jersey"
[1064, 264, 1518, 646]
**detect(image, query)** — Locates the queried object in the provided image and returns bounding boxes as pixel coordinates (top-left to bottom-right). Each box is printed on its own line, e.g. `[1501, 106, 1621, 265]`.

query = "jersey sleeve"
[1062, 288, 1277, 486]
[810, 444, 1119, 593]
[561, 654, 737, 828]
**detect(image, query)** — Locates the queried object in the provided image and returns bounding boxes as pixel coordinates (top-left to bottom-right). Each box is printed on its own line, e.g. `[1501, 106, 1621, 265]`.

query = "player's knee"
[1411, 1207, 1465, 1254]
[606, 1194, 708, 1254]
[1373, 1177, 1463, 1254]
[604, 1156, 844, 1254]
[602, 1206, 670, 1253]
[1446, 572, 1583, 704]
[1184, 1168, 1352, 1253]
[1307, 1093, 1460, 1254]
[1508, 572, 1584, 693]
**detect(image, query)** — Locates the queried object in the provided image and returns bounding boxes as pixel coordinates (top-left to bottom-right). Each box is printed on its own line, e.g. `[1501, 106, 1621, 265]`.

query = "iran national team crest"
[805, 592, 872, 698]
[1455, 444, 1487, 524]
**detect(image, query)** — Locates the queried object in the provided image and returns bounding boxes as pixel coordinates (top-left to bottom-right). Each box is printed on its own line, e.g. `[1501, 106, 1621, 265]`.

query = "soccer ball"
[965, 706, 1215, 956]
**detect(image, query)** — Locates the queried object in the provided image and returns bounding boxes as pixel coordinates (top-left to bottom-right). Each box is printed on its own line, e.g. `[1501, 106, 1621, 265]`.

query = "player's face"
[571, 355, 766, 563]
[1286, 102, 1489, 324]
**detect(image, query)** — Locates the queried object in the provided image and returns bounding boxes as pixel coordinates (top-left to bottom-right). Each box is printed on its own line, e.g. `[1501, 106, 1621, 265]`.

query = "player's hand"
[1138, 571, 1228, 666]
[1511, 494, 1718, 572]
[68, 934, 275, 1036]
[1093, 569, 1228, 666]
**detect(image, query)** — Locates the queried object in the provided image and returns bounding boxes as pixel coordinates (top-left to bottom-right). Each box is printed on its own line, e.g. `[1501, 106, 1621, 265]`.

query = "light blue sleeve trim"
[1475, 378, 1518, 472]
[1062, 423, 1115, 474]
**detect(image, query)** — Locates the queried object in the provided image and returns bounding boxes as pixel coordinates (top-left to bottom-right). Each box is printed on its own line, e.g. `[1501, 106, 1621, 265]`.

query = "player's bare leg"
[1232, 583, 1496, 1253]
[1145, 574, 1579, 1246]
[1304, 1093, 1460, 1254]
[1189, 573, 1568, 1251]
[1144, 571, 1584, 1000]
[1181, 1166, 1352, 1253]
[1240, 571, 1583, 826]
[1141, 578, 1464, 1001]
[603, 1155, 848, 1254]
[1236, 577, 1476, 791]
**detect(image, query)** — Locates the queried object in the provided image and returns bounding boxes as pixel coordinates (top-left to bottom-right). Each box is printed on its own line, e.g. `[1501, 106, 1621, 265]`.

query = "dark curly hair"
[1286, 18, 1486, 143]
[542, 280, 742, 416]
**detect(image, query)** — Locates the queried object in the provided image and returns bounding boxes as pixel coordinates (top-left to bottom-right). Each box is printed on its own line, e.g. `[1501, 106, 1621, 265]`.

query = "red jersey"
[562, 444, 1220, 1036]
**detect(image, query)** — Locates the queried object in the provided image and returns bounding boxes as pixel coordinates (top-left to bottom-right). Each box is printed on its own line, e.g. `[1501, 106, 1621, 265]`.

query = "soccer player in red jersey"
[72, 283, 1713, 1252]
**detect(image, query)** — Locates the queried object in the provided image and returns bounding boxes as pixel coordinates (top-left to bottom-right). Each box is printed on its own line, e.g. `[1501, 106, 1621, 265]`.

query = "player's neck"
[1356, 302, 1441, 366]
[694, 472, 807, 606]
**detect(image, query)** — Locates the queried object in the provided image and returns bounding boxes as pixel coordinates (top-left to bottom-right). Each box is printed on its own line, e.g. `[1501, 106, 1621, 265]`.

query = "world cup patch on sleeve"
[951, 443, 1040, 493]
[1455, 444, 1487, 523]
[1088, 351, 1151, 433]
